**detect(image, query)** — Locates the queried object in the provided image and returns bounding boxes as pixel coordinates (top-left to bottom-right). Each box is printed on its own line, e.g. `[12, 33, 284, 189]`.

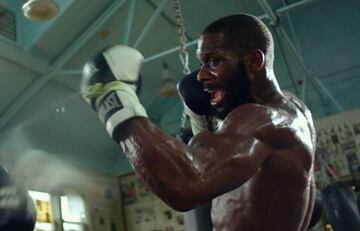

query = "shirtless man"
[81, 14, 316, 231]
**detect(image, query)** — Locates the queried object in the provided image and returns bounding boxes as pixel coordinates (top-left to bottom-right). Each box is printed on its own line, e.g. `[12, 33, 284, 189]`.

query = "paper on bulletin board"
[120, 173, 185, 231]
[155, 199, 185, 231]
[314, 111, 360, 188]
[92, 206, 111, 231]
[120, 181, 137, 205]
[126, 201, 159, 231]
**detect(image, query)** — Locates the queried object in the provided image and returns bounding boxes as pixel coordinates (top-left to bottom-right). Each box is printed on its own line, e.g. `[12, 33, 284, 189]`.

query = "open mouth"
[208, 89, 225, 106]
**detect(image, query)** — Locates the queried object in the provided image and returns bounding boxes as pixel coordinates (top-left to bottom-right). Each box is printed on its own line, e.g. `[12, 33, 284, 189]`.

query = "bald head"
[202, 14, 274, 69]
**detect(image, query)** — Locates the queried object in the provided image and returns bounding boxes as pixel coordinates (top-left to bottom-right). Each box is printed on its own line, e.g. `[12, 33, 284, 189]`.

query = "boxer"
[81, 14, 316, 230]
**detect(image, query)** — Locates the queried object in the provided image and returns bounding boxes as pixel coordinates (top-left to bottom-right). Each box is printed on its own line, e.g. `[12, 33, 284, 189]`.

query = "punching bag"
[184, 201, 213, 231]
[308, 189, 323, 229]
[322, 181, 360, 231]
[0, 166, 36, 231]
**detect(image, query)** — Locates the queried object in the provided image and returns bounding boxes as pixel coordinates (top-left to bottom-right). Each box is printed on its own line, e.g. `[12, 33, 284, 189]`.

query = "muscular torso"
[211, 152, 314, 231]
[119, 91, 316, 231]
[209, 92, 316, 231]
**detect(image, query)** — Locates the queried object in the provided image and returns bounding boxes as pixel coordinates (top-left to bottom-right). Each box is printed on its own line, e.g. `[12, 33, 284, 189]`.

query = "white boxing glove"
[81, 45, 147, 140]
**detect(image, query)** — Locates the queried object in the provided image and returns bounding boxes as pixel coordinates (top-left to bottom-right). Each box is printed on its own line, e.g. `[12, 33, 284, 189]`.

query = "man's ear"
[243, 49, 265, 73]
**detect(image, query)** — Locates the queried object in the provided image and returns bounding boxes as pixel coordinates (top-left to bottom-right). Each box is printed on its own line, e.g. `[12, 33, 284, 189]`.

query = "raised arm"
[117, 104, 276, 211]
[80, 45, 295, 211]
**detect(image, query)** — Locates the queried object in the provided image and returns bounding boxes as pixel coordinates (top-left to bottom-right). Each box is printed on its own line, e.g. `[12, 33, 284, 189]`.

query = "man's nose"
[197, 67, 212, 82]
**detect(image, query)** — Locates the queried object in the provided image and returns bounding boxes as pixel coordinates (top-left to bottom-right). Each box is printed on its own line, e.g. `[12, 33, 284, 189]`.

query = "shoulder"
[220, 99, 314, 153]
[281, 91, 316, 146]
[282, 90, 314, 122]
[220, 103, 292, 139]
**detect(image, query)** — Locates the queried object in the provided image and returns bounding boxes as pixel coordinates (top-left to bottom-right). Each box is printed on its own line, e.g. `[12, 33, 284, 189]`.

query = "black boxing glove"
[81, 45, 148, 141]
[0, 166, 36, 231]
[177, 70, 214, 135]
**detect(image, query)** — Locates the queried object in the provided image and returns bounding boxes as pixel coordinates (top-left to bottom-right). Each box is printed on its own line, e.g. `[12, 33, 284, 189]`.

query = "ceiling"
[0, 0, 359, 175]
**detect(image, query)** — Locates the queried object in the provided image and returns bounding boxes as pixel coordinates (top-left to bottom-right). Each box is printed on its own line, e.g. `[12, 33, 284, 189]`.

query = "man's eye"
[208, 58, 219, 69]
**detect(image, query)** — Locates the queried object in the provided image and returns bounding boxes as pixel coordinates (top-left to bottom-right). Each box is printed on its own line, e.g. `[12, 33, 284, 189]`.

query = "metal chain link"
[173, 0, 191, 74]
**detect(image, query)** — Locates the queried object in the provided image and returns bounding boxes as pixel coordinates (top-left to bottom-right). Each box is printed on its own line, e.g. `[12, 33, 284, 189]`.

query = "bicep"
[186, 131, 271, 196]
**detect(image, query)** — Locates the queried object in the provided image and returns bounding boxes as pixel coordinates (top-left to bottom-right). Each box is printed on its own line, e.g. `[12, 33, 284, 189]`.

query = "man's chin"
[211, 97, 248, 120]
[211, 103, 232, 120]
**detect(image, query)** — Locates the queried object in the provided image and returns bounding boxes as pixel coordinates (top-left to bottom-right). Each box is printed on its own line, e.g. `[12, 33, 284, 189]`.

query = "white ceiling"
[0, 0, 359, 175]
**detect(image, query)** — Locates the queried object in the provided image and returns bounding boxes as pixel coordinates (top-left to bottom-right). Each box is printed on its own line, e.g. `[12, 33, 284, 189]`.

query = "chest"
[211, 180, 258, 230]
[210, 169, 312, 231]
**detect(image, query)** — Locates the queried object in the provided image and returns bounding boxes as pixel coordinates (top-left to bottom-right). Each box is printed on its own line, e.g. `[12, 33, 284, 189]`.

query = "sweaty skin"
[118, 33, 316, 231]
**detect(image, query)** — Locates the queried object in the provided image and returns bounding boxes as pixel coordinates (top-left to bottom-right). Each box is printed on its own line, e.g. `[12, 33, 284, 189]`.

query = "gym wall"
[2, 150, 126, 231]
[119, 173, 185, 231]
[314, 108, 360, 188]
[312, 109, 360, 231]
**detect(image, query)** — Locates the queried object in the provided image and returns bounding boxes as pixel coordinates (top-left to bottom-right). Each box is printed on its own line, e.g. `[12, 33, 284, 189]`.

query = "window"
[28, 190, 54, 231]
[60, 194, 87, 231]
[28, 191, 89, 231]
[63, 222, 85, 231]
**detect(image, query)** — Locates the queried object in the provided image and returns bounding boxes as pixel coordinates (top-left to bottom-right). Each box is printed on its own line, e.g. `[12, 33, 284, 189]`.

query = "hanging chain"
[173, 0, 191, 74]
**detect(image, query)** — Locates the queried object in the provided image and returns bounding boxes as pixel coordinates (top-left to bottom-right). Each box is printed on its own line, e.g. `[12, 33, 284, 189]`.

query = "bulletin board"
[314, 109, 360, 188]
[119, 174, 185, 231]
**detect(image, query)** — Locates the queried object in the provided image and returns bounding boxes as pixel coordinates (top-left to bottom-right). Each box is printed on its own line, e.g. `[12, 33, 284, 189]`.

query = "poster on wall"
[131, 204, 158, 230]
[137, 178, 151, 198]
[120, 181, 137, 205]
[314, 111, 360, 188]
[119, 173, 185, 231]
[176, 214, 184, 226]
[92, 206, 111, 231]
[353, 122, 360, 135]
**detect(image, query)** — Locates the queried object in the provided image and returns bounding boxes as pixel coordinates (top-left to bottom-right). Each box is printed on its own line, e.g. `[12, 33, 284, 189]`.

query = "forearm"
[118, 118, 266, 210]
[118, 117, 201, 209]
[80, 47, 223, 210]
